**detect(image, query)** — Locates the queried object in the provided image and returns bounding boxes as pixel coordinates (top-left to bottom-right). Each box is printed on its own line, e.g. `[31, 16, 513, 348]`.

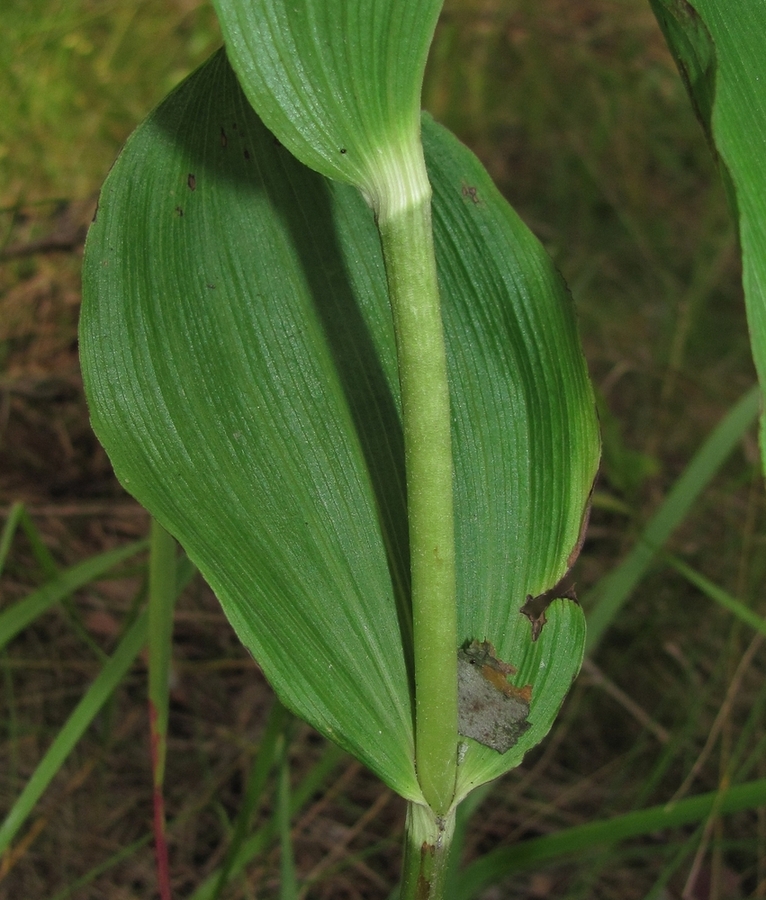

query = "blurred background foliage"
[1, 1, 764, 898]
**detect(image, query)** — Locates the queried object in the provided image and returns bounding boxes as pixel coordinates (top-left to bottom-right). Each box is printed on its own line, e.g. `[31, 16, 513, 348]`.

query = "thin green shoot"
[456, 776, 766, 898]
[642, 828, 703, 900]
[0, 504, 25, 576]
[0, 504, 58, 579]
[147, 519, 179, 900]
[0, 539, 149, 652]
[41, 699, 300, 900]
[277, 728, 298, 900]
[0, 607, 148, 854]
[212, 699, 289, 899]
[664, 553, 766, 639]
[8, 510, 113, 663]
[585, 383, 760, 652]
[47, 833, 155, 900]
[189, 742, 346, 900]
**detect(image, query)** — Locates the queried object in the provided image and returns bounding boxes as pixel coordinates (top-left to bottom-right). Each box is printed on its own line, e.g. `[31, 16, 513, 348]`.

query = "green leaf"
[648, 0, 717, 149]
[652, 1, 766, 472]
[212, 0, 443, 211]
[454, 600, 586, 800]
[80, 50, 598, 802]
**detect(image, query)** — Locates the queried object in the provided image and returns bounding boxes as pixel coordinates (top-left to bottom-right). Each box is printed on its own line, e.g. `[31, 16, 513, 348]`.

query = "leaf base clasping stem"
[400, 801, 456, 900]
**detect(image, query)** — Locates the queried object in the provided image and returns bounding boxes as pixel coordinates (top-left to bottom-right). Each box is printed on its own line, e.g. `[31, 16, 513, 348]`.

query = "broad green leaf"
[454, 600, 586, 800]
[80, 50, 598, 802]
[212, 0, 443, 209]
[651, 1, 766, 471]
[648, 0, 717, 149]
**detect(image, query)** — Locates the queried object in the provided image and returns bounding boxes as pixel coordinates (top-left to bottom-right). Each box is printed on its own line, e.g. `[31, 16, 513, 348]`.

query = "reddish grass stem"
[149, 699, 172, 900]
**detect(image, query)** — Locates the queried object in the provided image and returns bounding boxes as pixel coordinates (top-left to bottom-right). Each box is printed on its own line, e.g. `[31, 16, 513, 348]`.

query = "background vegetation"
[1, 0, 763, 897]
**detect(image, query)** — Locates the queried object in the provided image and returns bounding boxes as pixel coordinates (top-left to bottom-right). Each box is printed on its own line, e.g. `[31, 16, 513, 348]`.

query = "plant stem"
[375, 149, 458, 815]
[148, 519, 178, 900]
[148, 519, 177, 783]
[399, 801, 456, 900]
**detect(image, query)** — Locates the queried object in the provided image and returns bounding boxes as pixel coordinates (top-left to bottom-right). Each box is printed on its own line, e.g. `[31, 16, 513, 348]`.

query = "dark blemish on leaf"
[457, 640, 531, 753]
[521, 584, 579, 642]
[339, 147, 347, 154]
[232, 122, 238, 130]
[461, 182, 480, 205]
[175, 206, 184, 217]
[91, 201, 99, 223]
[520, 479, 595, 640]
[220, 126, 228, 148]
[206, 283, 216, 290]
[243, 148, 250, 160]
[187, 173, 196, 191]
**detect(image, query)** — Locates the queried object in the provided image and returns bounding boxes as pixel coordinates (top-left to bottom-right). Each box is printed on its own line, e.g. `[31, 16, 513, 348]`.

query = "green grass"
[1, 1, 764, 897]
[0, 0, 221, 207]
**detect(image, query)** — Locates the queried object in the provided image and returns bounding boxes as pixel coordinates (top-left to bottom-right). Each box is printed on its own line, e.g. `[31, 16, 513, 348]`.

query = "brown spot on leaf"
[461, 182, 481, 204]
[187, 173, 196, 191]
[458, 640, 531, 753]
[220, 126, 228, 148]
[521, 584, 578, 642]
[520, 478, 596, 640]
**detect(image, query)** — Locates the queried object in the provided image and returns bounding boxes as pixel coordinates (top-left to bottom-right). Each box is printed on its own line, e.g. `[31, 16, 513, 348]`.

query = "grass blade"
[1, 503, 64, 580]
[212, 698, 289, 900]
[47, 833, 154, 900]
[278, 729, 298, 900]
[17, 508, 59, 579]
[188, 741, 345, 900]
[665, 553, 766, 638]
[0, 607, 148, 854]
[456, 776, 766, 898]
[585, 384, 759, 652]
[0, 540, 149, 651]
[0, 503, 25, 577]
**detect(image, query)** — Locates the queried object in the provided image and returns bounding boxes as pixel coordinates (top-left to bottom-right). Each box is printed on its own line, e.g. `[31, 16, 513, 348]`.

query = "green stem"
[148, 518, 178, 784]
[148, 519, 178, 900]
[375, 152, 458, 815]
[399, 801, 456, 900]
